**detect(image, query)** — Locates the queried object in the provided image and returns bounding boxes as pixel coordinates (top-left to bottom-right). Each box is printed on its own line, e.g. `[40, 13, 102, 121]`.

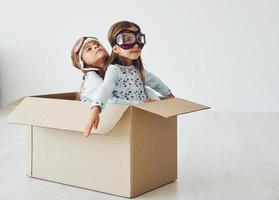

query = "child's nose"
[134, 44, 140, 49]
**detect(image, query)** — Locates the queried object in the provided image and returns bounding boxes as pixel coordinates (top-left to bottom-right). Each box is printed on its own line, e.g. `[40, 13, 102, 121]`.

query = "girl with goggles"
[84, 21, 175, 137]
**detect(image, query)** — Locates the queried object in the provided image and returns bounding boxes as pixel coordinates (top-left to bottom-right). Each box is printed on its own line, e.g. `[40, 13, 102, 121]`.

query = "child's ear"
[112, 46, 119, 54]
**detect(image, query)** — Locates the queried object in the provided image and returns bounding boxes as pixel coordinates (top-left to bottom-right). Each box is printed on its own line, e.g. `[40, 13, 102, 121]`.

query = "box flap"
[32, 91, 77, 100]
[6, 97, 129, 134]
[134, 97, 210, 118]
[7, 97, 26, 107]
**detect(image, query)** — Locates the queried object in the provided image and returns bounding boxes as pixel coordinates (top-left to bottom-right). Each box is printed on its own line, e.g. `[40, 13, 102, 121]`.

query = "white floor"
[0, 108, 278, 200]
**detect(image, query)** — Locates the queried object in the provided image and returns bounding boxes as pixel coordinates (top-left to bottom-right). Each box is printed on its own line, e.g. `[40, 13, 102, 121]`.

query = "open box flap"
[32, 91, 77, 100]
[7, 97, 26, 107]
[6, 97, 129, 134]
[6, 92, 77, 108]
[134, 97, 210, 118]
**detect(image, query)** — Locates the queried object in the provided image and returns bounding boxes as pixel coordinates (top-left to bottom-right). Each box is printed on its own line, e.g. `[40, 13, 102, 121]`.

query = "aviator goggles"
[112, 31, 146, 50]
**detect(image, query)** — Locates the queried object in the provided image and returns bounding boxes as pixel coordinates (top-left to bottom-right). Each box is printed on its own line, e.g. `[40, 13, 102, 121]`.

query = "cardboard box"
[7, 92, 209, 198]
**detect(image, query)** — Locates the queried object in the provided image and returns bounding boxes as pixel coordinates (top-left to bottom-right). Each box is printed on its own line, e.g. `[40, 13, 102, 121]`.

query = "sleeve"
[144, 69, 172, 96]
[81, 71, 103, 102]
[145, 87, 160, 100]
[90, 65, 119, 111]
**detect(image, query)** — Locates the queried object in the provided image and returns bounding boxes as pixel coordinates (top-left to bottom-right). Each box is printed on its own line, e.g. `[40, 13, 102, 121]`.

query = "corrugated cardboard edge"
[27, 126, 33, 177]
[129, 107, 135, 197]
[7, 97, 26, 107]
[32, 91, 77, 100]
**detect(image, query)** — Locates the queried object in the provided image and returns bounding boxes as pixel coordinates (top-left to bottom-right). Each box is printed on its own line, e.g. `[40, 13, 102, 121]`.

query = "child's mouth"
[131, 50, 139, 53]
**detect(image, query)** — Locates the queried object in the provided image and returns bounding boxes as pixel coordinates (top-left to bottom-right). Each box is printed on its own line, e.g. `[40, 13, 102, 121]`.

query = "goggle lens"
[115, 31, 146, 50]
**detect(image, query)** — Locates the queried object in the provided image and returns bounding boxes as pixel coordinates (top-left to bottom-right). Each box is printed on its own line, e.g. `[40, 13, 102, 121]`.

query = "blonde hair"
[107, 21, 145, 84]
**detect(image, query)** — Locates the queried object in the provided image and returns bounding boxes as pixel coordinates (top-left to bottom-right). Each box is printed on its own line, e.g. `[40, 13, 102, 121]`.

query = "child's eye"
[87, 48, 91, 51]
[125, 36, 134, 42]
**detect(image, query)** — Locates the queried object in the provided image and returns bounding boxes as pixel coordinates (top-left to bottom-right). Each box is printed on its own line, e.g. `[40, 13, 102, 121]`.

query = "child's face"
[113, 26, 142, 61]
[81, 41, 108, 69]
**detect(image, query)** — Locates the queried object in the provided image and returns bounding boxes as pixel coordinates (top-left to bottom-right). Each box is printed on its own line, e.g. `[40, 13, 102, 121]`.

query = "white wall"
[0, 0, 278, 112]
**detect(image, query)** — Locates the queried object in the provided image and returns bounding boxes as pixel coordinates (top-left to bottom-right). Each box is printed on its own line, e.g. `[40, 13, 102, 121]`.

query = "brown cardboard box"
[7, 92, 209, 198]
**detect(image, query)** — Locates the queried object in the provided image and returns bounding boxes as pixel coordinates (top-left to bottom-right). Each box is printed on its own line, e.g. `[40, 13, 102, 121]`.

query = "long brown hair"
[107, 21, 145, 84]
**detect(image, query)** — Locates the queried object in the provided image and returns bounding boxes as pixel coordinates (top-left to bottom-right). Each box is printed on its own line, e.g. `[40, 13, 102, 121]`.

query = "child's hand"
[84, 106, 101, 138]
[144, 99, 158, 103]
[168, 93, 175, 98]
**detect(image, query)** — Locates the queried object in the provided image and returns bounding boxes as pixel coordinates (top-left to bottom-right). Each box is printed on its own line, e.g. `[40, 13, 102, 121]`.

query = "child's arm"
[90, 65, 119, 110]
[144, 69, 174, 97]
[84, 106, 100, 137]
[81, 71, 103, 102]
[83, 65, 119, 137]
